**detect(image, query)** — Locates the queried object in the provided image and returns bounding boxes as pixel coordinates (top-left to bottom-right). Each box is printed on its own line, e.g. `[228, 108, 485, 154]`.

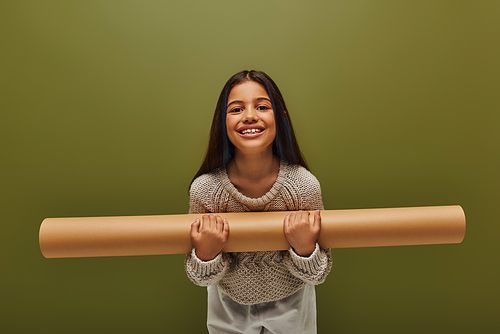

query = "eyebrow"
[227, 97, 271, 108]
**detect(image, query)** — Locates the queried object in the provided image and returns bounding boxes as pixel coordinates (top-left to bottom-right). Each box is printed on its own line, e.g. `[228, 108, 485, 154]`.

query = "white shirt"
[207, 282, 318, 334]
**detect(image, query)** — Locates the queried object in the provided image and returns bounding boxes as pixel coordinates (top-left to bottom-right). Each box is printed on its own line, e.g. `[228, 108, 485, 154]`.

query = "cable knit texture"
[184, 160, 332, 305]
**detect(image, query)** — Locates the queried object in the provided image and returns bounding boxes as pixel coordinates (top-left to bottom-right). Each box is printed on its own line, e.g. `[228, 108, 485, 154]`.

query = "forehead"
[228, 81, 270, 102]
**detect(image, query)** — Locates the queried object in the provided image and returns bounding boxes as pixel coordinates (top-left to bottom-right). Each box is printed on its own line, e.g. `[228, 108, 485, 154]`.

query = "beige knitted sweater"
[184, 160, 332, 305]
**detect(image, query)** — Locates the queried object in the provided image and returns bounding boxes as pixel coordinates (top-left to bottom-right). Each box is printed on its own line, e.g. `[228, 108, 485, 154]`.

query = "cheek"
[225, 117, 232, 135]
[269, 127, 277, 142]
[225, 117, 238, 144]
[268, 115, 277, 139]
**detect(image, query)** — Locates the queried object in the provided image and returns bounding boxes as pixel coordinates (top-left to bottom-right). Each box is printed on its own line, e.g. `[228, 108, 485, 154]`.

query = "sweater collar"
[220, 159, 288, 211]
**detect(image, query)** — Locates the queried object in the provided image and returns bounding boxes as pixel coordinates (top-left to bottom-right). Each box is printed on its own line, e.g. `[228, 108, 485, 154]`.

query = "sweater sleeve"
[286, 243, 332, 285]
[184, 248, 228, 287]
[184, 175, 229, 287]
[284, 167, 333, 284]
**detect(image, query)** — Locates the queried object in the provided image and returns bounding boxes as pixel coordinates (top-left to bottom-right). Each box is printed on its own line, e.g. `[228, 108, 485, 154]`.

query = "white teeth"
[241, 129, 262, 135]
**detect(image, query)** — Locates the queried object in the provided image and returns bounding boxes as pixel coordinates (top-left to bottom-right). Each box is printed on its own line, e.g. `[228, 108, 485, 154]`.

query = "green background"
[1, 1, 498, 333]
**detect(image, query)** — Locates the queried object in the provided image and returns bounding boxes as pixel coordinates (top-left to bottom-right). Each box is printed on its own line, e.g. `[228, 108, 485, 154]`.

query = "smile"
[240, 128, 264, 135]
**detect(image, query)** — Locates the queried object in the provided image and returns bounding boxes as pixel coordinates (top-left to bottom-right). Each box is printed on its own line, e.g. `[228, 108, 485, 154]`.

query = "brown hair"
[191, 70, 308, 185]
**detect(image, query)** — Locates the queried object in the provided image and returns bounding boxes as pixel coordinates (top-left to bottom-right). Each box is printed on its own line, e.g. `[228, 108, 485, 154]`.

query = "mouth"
[237, 127, 265, 138]
[239, 128, 264, 135]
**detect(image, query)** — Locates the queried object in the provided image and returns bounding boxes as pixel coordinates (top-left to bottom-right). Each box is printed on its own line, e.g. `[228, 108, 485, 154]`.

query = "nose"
[242, 107, 258, 123]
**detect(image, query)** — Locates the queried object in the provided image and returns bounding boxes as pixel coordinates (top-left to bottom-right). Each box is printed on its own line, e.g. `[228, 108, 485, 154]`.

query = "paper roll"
[39, 205, 466, 258]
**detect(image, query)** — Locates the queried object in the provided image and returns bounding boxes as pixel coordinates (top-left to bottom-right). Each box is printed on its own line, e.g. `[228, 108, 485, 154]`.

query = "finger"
[283, 213, 290, 234]
[191, 219, 200, 237]
[314, 210, 321, 229]
[215, 215, 223, 232]
[200, 215, 209, 232]
[208, 214, 216, 230]
[284, 213, 291, 227]
[222, 219, 229, 238]
[300, 211, 310, 225]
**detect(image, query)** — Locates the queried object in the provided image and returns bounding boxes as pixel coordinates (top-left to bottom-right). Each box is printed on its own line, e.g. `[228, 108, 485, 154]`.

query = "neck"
[228, 149, 279, 182]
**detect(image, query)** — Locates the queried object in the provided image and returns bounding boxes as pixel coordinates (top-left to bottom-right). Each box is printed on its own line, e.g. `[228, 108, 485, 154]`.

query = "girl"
[185, 70, 332, 334]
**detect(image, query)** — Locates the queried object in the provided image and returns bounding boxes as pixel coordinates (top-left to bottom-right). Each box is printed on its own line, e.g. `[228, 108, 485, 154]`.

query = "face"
[226, 80, 276, 156]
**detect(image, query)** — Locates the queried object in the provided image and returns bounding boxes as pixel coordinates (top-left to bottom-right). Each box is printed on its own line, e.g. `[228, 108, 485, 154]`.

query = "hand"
[190, 214, 229, 261]
[283, 210, 321, 257]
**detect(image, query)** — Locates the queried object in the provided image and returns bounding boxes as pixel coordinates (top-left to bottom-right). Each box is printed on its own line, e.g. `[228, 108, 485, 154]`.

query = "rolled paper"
[39, 205, 466, 258]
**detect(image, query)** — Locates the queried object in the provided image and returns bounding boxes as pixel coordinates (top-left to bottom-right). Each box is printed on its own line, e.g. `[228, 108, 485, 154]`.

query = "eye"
[256, 105, 270, 111]
[228, 107, 243, 113]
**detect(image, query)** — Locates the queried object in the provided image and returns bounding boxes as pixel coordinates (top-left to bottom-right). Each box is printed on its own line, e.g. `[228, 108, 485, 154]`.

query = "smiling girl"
[185, 70, 332, 334]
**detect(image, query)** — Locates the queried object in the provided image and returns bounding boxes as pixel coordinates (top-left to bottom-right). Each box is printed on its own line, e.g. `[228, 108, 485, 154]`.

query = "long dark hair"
[191, 70, 309, 184]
